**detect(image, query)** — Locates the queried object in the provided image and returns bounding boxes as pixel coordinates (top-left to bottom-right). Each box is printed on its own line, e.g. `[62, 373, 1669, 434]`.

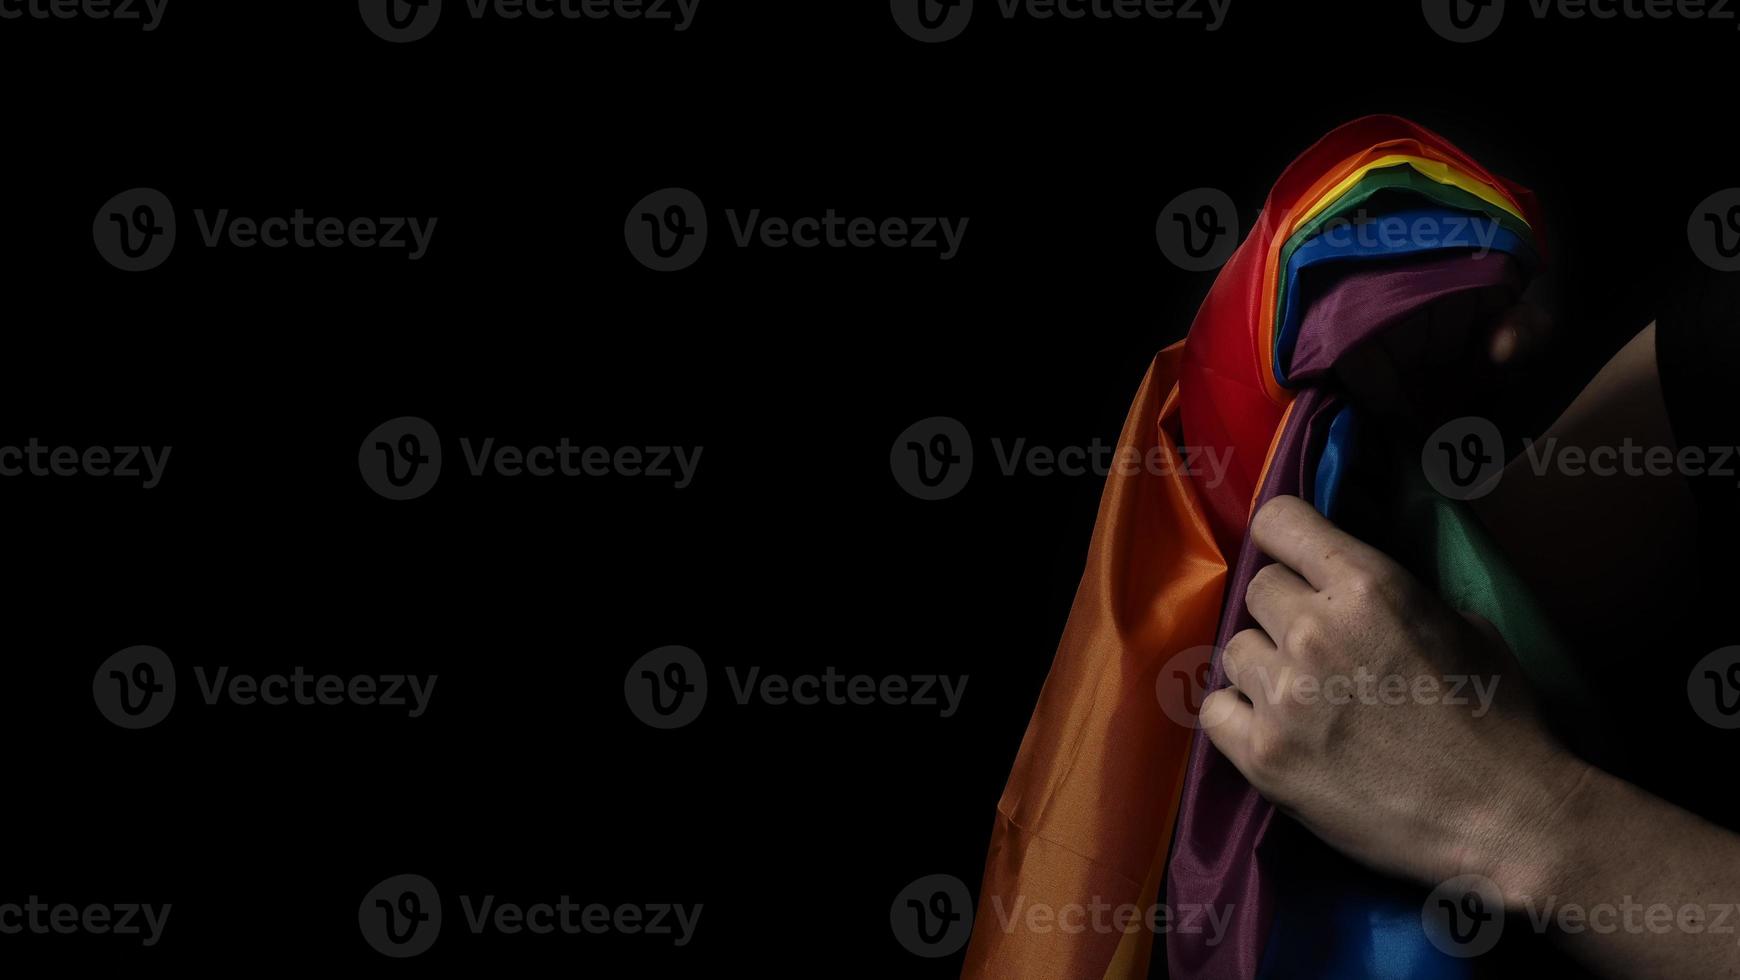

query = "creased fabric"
[1165, 118, 1566, 980]
[962, 343, 1226, 980]
[965, 116, 1567, 980]
[1178, 118, 1543, 557]
[1169, 251, 1528, 980]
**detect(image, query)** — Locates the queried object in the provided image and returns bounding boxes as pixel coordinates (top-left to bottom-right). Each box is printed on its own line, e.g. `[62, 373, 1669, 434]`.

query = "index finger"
[1249, 495, 1392, 591]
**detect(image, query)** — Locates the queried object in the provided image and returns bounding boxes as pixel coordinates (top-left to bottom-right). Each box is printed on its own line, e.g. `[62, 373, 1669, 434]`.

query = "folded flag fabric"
[1170, 251, 1551, 980]
[962, 115, 1580, 980]
[1268, 164, 1536, 386]
[1177, 117, 1544, 557]
[1272, 207, 1537, 387]
[960, 342, 1227, 980]
[1168, 120, 1599, 980]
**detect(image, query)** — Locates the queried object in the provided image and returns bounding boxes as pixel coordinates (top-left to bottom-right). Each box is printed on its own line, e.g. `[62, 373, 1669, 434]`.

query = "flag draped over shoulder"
[961, 342, 1228, 980]
[964, 115, 1593, 980]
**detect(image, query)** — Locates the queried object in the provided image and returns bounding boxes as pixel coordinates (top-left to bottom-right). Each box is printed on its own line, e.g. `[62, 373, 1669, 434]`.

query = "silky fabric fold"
[1285, 250, 1525, 381]
[1250, 444, 1601, 980]
[1273, 210, 1535, 384]
[1272, 167, 1537, 386]
[1178, 116, 1543, 557]
[1168, 252, 1535, 980]
[1272, 163, 1535, 308]
[964, 116, 1558, 980]
[1171, 385, 1347, 980]
[961, 343, 1227, 980]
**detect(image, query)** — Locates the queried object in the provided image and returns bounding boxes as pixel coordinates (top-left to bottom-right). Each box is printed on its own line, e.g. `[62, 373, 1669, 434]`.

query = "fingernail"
[1490, 323, 1519, 364]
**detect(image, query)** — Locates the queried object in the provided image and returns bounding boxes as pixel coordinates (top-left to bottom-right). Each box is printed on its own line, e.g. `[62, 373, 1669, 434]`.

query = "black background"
[2, 0, 1736, 973]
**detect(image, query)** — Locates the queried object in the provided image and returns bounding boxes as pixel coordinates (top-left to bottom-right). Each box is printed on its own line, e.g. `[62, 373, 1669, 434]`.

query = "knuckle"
[1339, 565, 1383, 597]
[1339, 560, 1416, 613]
[1282, 614, 1330, 659]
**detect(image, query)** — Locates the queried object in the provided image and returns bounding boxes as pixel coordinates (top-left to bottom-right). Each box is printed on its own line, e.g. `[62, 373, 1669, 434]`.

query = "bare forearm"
[1490, 758, 1740, 977]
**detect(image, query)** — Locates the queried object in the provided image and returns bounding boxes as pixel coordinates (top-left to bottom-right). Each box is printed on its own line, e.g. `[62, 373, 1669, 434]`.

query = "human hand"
[1201, 495, 1588, 898]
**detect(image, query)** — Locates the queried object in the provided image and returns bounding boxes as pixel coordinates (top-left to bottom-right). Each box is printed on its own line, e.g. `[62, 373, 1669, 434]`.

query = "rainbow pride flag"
[964, 116, 1596, 980]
